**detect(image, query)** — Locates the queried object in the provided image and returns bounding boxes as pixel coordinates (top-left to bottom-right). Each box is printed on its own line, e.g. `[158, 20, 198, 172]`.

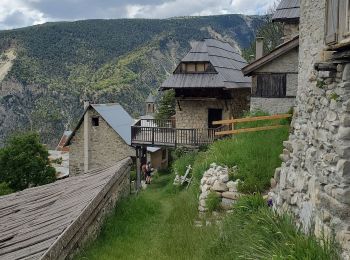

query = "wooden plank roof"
[242, 36, 299, 76]
[161, 39, 251, 90]
[272, 0, 300, 22]
[0, 158, 131, 260]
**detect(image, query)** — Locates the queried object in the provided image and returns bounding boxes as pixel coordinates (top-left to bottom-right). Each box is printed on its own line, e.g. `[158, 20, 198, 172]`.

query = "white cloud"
[125, 0, 276, 18]
[0, 0, 277, 30]
[0, 0, 47, 29]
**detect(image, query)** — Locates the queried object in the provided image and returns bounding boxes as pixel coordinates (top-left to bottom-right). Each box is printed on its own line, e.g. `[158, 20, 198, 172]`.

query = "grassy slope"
[76, 173, 217, 259]
[76, 127, 339, 260]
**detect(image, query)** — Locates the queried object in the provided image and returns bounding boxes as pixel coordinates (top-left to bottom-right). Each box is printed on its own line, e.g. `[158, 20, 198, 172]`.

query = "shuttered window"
[325, 0, 339, 45]
[256, 74, 286, 98]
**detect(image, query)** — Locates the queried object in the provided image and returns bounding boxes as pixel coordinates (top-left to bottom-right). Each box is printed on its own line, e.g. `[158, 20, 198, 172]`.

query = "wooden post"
[136, 146, 147, 192]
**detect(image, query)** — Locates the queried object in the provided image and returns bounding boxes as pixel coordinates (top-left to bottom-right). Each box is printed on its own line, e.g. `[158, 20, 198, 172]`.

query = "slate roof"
[65, 103, 134, 146]
[161, 39, 251, 90]
[65, 103, 161, 153]
[242, 36, 299, 76]
[272, 0, 300, 22]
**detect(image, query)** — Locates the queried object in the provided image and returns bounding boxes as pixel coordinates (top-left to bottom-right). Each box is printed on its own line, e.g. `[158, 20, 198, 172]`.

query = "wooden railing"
[213, 114, 292, 136]
[131, 119, 226, 147]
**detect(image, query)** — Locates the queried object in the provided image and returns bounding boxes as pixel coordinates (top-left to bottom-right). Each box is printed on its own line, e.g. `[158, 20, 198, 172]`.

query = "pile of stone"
[198, 163, 241, 212]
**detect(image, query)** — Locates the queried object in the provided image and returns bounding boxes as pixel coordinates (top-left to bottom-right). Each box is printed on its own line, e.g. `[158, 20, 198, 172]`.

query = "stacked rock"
[198, 163, 241, 212]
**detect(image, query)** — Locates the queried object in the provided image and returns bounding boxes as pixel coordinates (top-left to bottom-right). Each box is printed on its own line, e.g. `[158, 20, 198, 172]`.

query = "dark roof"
[161, 39, 251, 90]
[272, 0, 300, 22]
[65, 103, 135, 146]
[242, 36, 299, 76]
[145, 93, 156, 103]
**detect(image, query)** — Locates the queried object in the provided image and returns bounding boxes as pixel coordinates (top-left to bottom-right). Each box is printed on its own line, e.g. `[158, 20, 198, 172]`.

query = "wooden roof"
[0, 158, 131, 260]
[161, 39, 251, 90]
[272, 0, 300, 23]
[242, 36, 299, 76]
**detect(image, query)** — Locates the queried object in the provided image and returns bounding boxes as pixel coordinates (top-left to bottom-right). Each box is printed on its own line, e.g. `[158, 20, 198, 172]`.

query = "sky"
[0, 0, 276, 30]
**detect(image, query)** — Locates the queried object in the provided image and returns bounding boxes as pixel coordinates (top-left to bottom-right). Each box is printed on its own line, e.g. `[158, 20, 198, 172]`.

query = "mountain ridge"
[0, 14, 263, 147]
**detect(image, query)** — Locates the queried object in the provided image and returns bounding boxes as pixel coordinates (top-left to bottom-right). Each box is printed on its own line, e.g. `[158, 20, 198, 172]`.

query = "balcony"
[131, 119, 225, 148]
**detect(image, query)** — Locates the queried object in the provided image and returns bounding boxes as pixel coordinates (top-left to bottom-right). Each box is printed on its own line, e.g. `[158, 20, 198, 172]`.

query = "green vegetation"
[208, 194, 339, 259]
[155, 89, 176, 120]
[0, 182, 13, 196]
[206, 192, 221, 212]
[0, 132, 56, 191]
[0, 15, 264, 146]
[76, 173, 339, 259]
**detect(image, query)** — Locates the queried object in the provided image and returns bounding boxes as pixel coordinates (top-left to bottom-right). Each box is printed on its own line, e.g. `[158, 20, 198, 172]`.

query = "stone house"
[160, 38, 251, 130]
[271, 0, 350, 255]
[65, 102, 168, 176]
[242, 0, 300, 114]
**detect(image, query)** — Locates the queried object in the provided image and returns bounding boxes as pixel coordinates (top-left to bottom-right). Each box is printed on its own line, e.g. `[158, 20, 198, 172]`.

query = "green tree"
[242, 1, 283, 62]
[155, 90, 175, 120]
[0, 132, 56, 191]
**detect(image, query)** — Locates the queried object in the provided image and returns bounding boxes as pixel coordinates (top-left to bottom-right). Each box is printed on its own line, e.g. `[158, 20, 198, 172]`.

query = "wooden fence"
[213, 114, 292, 136]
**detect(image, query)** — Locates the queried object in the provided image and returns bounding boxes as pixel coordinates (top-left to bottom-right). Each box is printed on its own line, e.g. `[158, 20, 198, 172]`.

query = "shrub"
[0, 182, 13, 196]
[0, 132, 56, 191]
[172, 152, 197, 176]
[206, 192, 221, 212]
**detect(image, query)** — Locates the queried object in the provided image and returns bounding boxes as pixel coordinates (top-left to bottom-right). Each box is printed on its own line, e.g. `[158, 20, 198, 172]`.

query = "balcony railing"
[131, 119, 226, 147]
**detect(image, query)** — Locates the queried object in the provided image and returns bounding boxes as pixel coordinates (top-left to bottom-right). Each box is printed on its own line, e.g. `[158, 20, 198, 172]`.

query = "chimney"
[83, 100, 90, 173]
[255, 37, 264, 60]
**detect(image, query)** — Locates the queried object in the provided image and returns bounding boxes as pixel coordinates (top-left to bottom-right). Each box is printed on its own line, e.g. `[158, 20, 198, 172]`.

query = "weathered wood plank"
[213, 114, 292, 125]
[215, 125, 288, 136]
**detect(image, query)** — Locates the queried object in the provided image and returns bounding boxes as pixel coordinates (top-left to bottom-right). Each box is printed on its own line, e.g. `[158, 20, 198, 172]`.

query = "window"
[92, 117, 99, 126]
[177, 62, 212, 73]
[255, 74, 286, 98]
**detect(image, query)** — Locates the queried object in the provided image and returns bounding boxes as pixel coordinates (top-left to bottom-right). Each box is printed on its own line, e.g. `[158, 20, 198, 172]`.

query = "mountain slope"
[0, 15, 263, 147]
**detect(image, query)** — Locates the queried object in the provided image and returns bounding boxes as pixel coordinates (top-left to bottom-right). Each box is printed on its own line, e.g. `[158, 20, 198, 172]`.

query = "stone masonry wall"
[175, 89, 250, 129]
[272, 0, 350, 256]
[70, 108, 135, 175]
[251, 97, 295, 114]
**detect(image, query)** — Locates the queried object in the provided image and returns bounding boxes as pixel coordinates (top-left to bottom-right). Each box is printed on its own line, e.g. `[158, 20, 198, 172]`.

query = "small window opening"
[92, 117, 99, 126]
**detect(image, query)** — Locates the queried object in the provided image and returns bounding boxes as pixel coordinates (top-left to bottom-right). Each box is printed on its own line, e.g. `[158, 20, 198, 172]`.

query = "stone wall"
[70, 107, 135, 175]
[251, 97, 295, 114]
[283, 23, 299, 42]
[175, 89, 250, 129]
[42, 158, 132, 260]
[272, 0, 350, 256]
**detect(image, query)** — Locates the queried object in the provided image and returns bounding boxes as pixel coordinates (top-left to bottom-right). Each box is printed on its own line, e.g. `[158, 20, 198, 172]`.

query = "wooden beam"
[215, 125, 288, 136]
[213, 114, 292, 125]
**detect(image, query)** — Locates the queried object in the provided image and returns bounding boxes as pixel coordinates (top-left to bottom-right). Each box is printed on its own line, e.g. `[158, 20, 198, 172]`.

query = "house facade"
[66, 102, 168, 176]
[160, 39, 251, 130]
[272, 0, 350, 255]
[66, 103, 135, 175]
[243, 0, 300, 114]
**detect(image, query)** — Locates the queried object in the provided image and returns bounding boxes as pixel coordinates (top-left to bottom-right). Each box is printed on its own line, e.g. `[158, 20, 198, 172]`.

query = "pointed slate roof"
[272, 0, 300, 23]
[145, 93, 156, 103]
[161, 39, 251, 90]
[65, 103, 134, 146]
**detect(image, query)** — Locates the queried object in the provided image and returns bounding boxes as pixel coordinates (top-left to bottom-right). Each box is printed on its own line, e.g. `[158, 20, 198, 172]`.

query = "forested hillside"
[0, 15, 263, 147]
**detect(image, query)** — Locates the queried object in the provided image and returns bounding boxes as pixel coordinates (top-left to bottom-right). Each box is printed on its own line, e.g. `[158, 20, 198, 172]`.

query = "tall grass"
[190, 127, 288, 193]
[0, 182, 13, 196]
[206, 194, 340, 260]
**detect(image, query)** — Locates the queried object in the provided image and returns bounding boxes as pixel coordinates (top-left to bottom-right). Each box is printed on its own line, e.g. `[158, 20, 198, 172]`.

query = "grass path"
[76, 173, 217, 260]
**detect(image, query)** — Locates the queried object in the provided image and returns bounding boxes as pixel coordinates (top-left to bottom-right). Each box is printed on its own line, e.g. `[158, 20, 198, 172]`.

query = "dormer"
[174, 62, 217, 74]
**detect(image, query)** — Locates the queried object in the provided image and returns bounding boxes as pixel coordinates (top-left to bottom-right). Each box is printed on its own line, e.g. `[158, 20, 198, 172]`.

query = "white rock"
[198, 206, 207, 212]
[199, 191, 209, 200]
[199, 199, 206, 207]
[201, 184, 210, 193]
[219, 174, 229, 183]
[221, 198, 235, 210]
[200, 178, 207, 185]
[211, 180, 228, 192]
[222, 191, 241, 200]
